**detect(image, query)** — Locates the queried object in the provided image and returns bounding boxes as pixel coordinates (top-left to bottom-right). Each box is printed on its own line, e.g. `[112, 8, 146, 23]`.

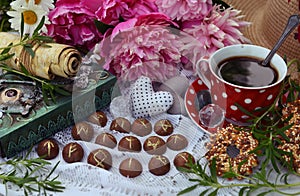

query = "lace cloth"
[0, 63, 238, 195]
[0, 70, 240, 196]
[1, 77, 299, 196]
[0, 91, 242, 196]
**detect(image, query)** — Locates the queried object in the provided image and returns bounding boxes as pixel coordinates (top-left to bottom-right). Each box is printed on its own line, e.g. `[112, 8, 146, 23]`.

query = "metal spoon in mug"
[261, 14, 300, 66]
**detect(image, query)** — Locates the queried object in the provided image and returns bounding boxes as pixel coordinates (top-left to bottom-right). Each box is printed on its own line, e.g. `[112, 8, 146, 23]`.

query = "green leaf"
[22, 34, 30, 42]
[21, 13, 24, 38]
[277, 131, 291, 142]
[239, 187, 249, 196]
[16, 177, 38, 186]
[196, 181, 211, 186]
[0, 53, 15, 61]
[277, 123, 293, 133]
[266, 168, 274, 181]
[287, 89, 295, 103]
[188, 179, 201, 183]
[177, 184, 198, 195]
[280, 173, 290, 184]
[19, 63, 30, 75]
[46, 161, 60, 179]
[208, 188, 219, 196]
[222, 171, 238, 179]
[33, 16, 45, 36]
[53, 86, 70, 96]
[94, 20, 114, 34]
[49, 88, 56, 103]
[41, 86, 50, 105]
[1, 42, 12, 55]
[235, 103, 258, 118]
[177, 166, 193, 173]
[34, 35, 53, 43]
[200, 189, 210, 196]
[210, 158, 217, 182]
[24, 45, 35, 58]
[118, 15, 125, 23]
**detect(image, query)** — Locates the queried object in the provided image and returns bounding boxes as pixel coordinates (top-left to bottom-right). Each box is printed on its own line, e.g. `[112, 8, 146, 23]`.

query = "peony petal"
[211, 37, 224, 48]
[156, 0, 213, 21]
[46, 0, 102, 51]
[111, 18, 137, 40]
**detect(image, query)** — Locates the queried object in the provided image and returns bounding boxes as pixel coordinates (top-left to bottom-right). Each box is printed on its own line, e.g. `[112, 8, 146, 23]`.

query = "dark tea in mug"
[217, 56, 278, 87]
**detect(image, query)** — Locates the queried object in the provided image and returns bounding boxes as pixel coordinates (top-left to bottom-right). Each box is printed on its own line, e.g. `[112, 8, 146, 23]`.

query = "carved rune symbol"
[160, 120, 172, 132]
[78, 125, 89, 135]
[139, 119, 148, 128]
[180, 153, 188, 162]
[43, 141, 54, 156]
[68, 144, 78, 158]
[119, 119, 125, 128]
[147, 140, 160, 150]
[126, 137, 135, 149]
[97, 113, 104, 118]
[91, 113, 104, 122]
[113, 119, 125, 129]
[157, 156, 168, 165]
[172, 135, 183, 144]
[94, 150, 107, 168]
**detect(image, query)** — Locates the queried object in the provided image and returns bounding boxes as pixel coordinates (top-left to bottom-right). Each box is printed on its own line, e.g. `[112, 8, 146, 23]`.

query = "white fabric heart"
[130, 76, 174, 118]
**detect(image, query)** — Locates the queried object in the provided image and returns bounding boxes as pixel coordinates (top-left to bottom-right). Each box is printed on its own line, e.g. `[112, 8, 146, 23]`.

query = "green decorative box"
[0, 70, 116, 158]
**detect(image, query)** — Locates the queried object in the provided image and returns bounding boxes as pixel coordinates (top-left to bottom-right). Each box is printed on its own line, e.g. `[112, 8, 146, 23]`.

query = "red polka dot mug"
[196, 44, 287, 125]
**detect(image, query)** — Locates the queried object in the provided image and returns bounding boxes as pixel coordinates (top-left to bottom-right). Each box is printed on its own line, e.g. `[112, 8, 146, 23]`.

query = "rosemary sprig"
[0, 150, 64, 195]
[178, 158, 300, 196]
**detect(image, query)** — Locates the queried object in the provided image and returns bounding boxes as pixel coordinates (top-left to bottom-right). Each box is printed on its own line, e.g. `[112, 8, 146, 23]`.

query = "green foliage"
[0, 149, 65, 195]
[0, 0, 13, 32]
[178, 158, 300, 196]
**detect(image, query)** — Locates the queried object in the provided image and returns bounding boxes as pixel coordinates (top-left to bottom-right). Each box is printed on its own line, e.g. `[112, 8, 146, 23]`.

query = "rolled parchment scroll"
[0, 32, 81, 80]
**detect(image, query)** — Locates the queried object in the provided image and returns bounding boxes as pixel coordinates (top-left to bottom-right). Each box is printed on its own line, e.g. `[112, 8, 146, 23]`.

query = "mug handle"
[196, 56, 211, 89]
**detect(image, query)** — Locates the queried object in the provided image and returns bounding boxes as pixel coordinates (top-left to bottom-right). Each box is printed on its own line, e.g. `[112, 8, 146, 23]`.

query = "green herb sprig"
[0, 150, 64, 196]
[178, 158, 300, 196]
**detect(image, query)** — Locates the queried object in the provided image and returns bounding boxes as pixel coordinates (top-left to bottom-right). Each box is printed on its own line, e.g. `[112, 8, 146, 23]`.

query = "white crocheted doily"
[0, 73, 242, 196]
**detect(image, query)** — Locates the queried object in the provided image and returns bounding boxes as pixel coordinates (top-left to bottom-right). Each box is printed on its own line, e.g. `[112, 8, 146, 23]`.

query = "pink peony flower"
[181, 6, 250, 72]
[98, 13, 182, 82]
[46, 0, 102, 52]
[95, 0, 158, 25]
[155, 0, 213, 21]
